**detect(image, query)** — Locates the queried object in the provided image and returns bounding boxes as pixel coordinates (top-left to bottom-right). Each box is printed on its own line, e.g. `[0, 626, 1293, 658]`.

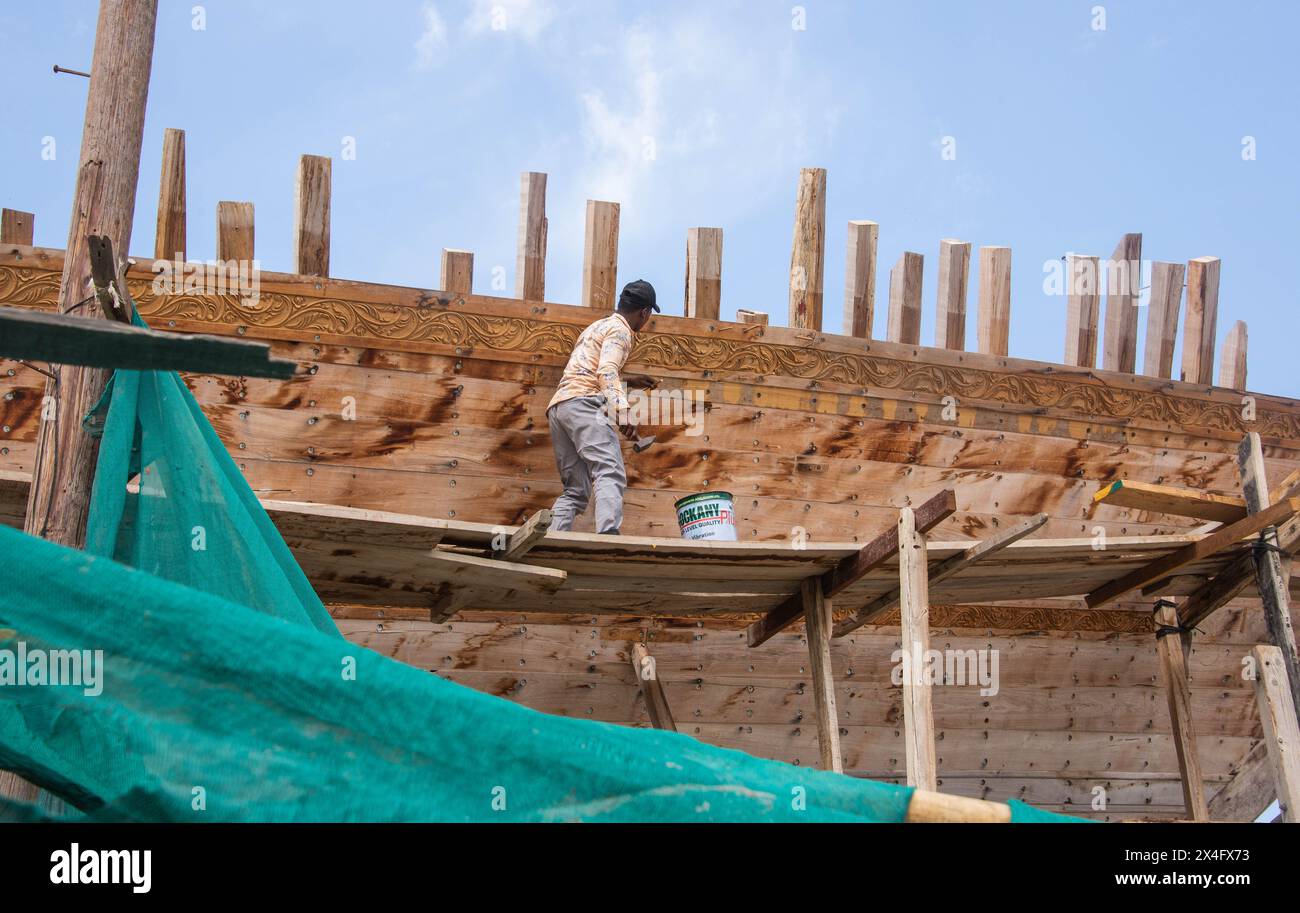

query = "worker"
[546, 279, 660, 535]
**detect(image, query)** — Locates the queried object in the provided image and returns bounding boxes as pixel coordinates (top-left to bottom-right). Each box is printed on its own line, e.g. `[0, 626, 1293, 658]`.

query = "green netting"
[0, 346, 1081, 822]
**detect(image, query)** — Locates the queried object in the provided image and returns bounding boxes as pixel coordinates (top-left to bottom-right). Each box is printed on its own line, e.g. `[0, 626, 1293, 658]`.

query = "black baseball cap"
[618, 279, 659, 312]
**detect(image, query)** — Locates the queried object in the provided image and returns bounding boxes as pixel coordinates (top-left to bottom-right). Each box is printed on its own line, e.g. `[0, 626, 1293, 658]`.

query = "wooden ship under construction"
[3, 127, 1299, 823]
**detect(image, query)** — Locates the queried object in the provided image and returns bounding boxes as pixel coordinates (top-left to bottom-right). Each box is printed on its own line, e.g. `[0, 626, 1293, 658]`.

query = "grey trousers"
[547, 396, 626, 534]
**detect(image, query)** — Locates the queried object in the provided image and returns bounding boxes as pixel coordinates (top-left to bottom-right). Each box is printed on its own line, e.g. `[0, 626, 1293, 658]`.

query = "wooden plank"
[1102, 233, 1141, 372]
[684, 227, 722, 320]
[842, 220, 877, 338]
[1, 209, 35, 246]
[833, 512, 1047, 637]
[788, 167, 826, 330]
[1219, 320, 1248, 390]
[1209, 741, 1276, 822]
[934, 239, 970, 350]
[515, 171, 547, 301]
[439, 249, 473, 295]
[293, 154, 331, 276]
[905, 789, 1012, 823]
[581, 200, 619, 310]
[216, 201, 254, 263]
[886, 251, 923, 345]
[1155, 600, 1209, 820]
[495, 508, 552, 562]
[1064, 254, 1100, 367]
[1086, 495, 1300, 608]
[736, 309, 768, 326]
[1143, 261, 1184, 378]
[801, 577, 842, 772]
[630, 642, 677, 731]
[1250, 644, 1300, 822]
[1181, 256, 1220, 385]
[153, 127, 185, 261]
[976, 246, 1011, 356]
[898, 507, 937, 791]
[1094, 479, 1247, 524]
[427, 548, 566, 594]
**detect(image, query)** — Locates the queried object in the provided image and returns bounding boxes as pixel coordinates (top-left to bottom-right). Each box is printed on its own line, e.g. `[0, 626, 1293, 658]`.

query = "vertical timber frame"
[630, 642, 676, 732]
[1250, 645, 1300, 822]
[843, 220, 877, 338]
[977, 246, 1011, 356]
[516, 171, 547, 301]
[154, 128, 185, 262]
[684, 227, 722, 320]
[1153, 599, 1209, 820]
[788, 167, 825, 330]
[582, 200, 619, 310]
[801, 578, 842, 773]
[898, 507, 937, 791]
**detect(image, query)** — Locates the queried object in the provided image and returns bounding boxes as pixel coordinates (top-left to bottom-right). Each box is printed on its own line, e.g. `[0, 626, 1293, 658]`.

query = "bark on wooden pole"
[787, 167, 826, 330]
[515, 171, 547, 301]
[153, 127, 185, 262]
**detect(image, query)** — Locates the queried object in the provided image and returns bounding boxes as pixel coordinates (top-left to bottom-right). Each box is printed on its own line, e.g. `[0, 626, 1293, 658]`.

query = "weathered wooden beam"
[1142, 261, 1184, 378]
[1102, 233, 1141, 372]
[440, 248, 473, 295]
[886, 251, 923, 345]
[1180, 514, 1300, 630]
[976, 246, 1011, 356]
[1219, 320, 1248, 390]
[630, 642, 677, 731]
[293, 154, 331, 276]
[216, 201, 254, 263]
[842, 220, 877, 338]
[581, 200, 619, 310]
[788, 167, 826, 330]
[1209, 741, 1275, 822]
[515, 171, 547, 301]
[898, 507, 937, 791]
[801, 577, 842, 772]
[1064, 254, 1100, 367]
[1250, 644, 1300, 822]
[424, 549, 565, 623]
[934, 239, 970, 350]
[1154, 600, 1209, 820]
[1093, 479, 1247, 524]
[153, 127, 185, 262]
[494, 509, 552, 562]
[1181, 256, 1220, 385]
[736, 309, 768, 326]
[833, 512, 1047, 637]
[684, 227, 722, 320]
[1, 209, 35, 246]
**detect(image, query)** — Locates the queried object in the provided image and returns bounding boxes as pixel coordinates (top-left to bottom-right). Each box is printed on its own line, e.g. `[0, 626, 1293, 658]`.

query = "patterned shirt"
[548, 312, 634, 412]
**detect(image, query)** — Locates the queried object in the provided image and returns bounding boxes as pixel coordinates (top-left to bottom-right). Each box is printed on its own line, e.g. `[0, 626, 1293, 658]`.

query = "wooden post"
[216, 201, 254, 263]
[934, 239, 970, 350]
[897, 507, 937, 791]
[801, 577, 842, 773]
[630, 642, 676, 732]
[153, 127, 185, 262]
[1250, 645, 1300, 822]
[1181, 256, 1220, 385]
[1064, 254, 1100, 367]
[7, 0, 160, 806]
[886, 251, 923, 345]
[684, 227, 722, 319]
[1154, 600, 1209, 820]
[581, 200, 619, 309]
[976, 246, 1011, 356]
[1143, 261, 1184, 378]
[842, 220, 877, 338]
[736, 309, 768, 326]
[293, 154, 331, 276]
[515, 171, 547, 301]
[440, 249, 473, 294]
[788, 167, 826, 330]
[1219, 320, 1248, 389]
[1, 209, 35, 246]
[1102, 233, 1141, 373]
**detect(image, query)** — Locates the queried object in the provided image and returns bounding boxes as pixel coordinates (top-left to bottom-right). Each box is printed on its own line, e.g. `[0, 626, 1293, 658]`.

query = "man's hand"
[624, 373, 658, 391]
[617, 422, 639, 441]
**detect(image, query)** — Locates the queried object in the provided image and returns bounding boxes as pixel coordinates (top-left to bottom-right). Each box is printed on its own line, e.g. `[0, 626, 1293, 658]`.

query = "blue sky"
[2, 0, 1297, 396]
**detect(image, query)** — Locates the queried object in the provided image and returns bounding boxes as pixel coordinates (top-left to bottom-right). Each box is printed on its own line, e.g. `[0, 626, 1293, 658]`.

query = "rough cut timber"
[1209, 741, 1275, 822]
[515, 171, 547, 301]
[1143, 261, 1184, 379]
[1102, 233, 1141, 373]
[2, 209, 35, 246]
[581, 200, 619, 309]
[886, 251, 923, 345]
[787, 167, 826, 330]
[153, 128, 185, 262]
[630, 643, 676, 731]
[1181, 256, 1220, 385]
[440, 249, 473, 295]
[293, 154, 331, 276]
[1154, 600, 1209, 820]
[843, 220, 877, 338]
[800, 577, 842, 772]
[897, 506, 937, 791]
[684, 227, 722, 320]
[216, 201, 254, 263]
[934, 239, 970, 350]
[1064, 254, 1100, 367]
[1250, 644, 1300, 822]
[976, 245, 1011, 356]
[1093, 479, 1247, 524]
[1219, 320, 1248, 390]
[736, 309, 768, 326]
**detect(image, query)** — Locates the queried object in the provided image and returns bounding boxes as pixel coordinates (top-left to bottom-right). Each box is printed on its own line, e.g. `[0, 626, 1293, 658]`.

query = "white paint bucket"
[674, 492, 738, 541]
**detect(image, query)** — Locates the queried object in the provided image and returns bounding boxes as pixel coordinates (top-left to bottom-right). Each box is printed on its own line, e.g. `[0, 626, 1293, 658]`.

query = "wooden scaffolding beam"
[1154, 599, 1209, 820]
[801, 577, 842, 772]
[630, 642, 677, 732]
[1250, 645, 1300, 822]
[898, 507, 936, 791]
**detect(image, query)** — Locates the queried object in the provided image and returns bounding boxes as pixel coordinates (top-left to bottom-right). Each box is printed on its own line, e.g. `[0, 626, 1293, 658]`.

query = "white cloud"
[462, 0, 554, 42]
[414, 3, 448, 69]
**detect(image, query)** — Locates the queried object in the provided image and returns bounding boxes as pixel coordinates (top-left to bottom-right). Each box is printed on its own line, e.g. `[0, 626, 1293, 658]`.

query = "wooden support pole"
[153, 127, 185, 262]
[1143, 261, 1184, 378]
[787, 167, 826, 330]
[736, 309, 768, 326]
[1250, 644, 1300, 822]
[1219, 320, 1248, 390]
[905, 789, 1012, 823]
[630, 643, 677, 732]
[898, 507, 937, 792]
[293, 154, 331, 276]
[684, 227, 722, 319]
[440, 248, 473, 294]
[494, 509, 552, 562]
[1154, 600, 1209, 820]
[1101, 233, 1142, 372]
[842, 220, 877, 338]
[976, 246, 1011, 356]
[7, 0, 160, 806]
[801, 577, 842, 773]
[934, 239, 970, 350]
[515, 171, 547, 301]
[581, 200, 619, 310]
[886, 251, 923, 345]
[1, 209, 35, 246]
[216, 201, 254, 263]
[1181, 256, 1220, 385]
[1064, 254, 1100, 367]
